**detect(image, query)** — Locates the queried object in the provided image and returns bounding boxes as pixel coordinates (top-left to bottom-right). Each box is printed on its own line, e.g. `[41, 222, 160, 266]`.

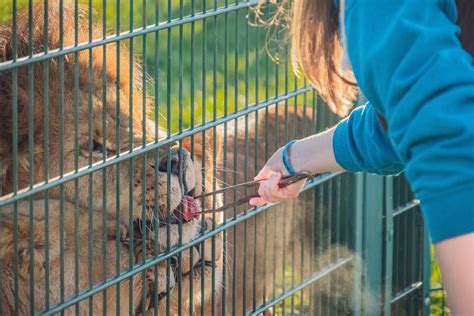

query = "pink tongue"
[181, 196, 201, 222]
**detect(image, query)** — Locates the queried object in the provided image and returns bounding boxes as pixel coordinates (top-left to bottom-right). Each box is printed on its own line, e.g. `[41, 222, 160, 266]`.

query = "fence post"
[362, 174, 385, 315]
[351, 173, 365, 316]
[422, 224, 432, 316]
[383, 177, 394, 316]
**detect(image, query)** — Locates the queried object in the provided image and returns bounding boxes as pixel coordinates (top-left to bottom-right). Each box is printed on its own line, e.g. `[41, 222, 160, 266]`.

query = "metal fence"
[0, 0, 435, 315]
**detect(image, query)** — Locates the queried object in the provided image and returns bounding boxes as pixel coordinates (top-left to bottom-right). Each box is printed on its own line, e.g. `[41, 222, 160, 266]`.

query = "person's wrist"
[287, 139, 312, 174]
[282, 140, 298, 175]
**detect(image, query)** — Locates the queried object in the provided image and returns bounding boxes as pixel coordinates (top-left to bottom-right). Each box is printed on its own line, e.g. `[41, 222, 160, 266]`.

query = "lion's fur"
[0, 2, 223, 314]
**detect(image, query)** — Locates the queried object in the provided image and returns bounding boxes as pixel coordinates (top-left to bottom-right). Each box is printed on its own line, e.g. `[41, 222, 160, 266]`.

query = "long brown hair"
[290, 0, 357, 117]
[255, 0, 473, 117]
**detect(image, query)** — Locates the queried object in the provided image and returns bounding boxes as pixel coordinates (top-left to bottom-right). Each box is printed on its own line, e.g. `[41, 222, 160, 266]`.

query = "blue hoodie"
[332, 0, 474, 242]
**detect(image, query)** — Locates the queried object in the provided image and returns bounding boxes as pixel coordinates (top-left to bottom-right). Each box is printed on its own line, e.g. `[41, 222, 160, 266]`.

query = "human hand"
[248, 146, 306, 206]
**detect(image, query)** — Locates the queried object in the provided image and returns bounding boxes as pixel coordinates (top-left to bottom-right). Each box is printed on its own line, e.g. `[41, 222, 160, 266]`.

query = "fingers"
[250, 144, 303, 206]
[249, 172, 281, 206]
[249, 197, 266, 206]
[280, 179, 306, 199]
[251, 165, 278, 207]
[258, 172, 302, 203]
[249, 173, 306, 206]
[257, 172, 281, 203]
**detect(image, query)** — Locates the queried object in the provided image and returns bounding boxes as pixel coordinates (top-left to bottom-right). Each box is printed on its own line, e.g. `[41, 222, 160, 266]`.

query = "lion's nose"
[158, 148, 189, 176]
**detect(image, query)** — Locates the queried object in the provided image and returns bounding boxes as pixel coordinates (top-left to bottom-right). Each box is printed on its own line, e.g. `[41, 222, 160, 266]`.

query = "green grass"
[0, 0, 304, 133]
[273, 267, 312, 315]
[430, 247, 451, 315]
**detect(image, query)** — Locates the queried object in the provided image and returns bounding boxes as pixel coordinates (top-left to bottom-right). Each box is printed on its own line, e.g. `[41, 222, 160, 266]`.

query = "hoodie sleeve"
[333, 103, 404, 175]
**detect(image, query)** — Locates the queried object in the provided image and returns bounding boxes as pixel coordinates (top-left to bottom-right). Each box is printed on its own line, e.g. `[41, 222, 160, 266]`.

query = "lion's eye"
[90, 140, 116, 156]
[92, 140, 105, 152]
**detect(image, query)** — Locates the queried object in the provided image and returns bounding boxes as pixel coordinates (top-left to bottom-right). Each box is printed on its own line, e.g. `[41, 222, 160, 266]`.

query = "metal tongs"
[194, 172, 313, 214]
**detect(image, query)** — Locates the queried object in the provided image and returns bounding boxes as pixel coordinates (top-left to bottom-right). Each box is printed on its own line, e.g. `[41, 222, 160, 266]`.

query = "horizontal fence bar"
[391, 282, 423, 304]
[39, 171, 342, 314]
[0, 86, 314, 208]
[0, 1, 257, 72]
[392, 200, 420, 217]
[249, 256, 354, 316]
[430, 286, 444, 293]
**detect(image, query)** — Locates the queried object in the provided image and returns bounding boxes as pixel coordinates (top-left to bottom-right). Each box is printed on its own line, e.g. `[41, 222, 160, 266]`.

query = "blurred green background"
[0, 0, 304, 133]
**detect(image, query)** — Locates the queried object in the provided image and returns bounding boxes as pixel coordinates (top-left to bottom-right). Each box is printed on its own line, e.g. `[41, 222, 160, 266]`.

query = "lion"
[0, 2, 223, 315]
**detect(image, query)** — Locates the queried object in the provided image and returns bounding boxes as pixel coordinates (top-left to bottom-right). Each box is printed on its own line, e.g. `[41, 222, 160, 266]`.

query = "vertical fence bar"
[232, 3, 239, 314]
[252, 4, 261, 312]
[409, 202, 417, 314]
[43, 0, 51, 309]
[281, 18, 289, 315]
[291, 26, 300, 315]
[222, 1, 229, 314]
[200, 0, 208, 314]
[262, 1, 270, 308]
[308, 90, 317, 316]
[101, 0, 109, 310]
[189, 1, 196, 314]
[242, 2, 250, 312]
[298, 86, 308, 316]
[316, 97, 325, 316]
[422, 224, 432, 316]
[27, 0, 35, 313]
[114, 0, 122, 313]
[87, 0, 95, 313]
[352, 173, 364, 316]
[166, 0, 173, 314]
[153, 0, 161, 314]
[177, 1, 184, 315]
[58, 1, 66, 313]
[73, 1, 81, 313]
[11, 0, 19, 314]
[383, 177, 394, 316]
[363, 174, 384, 315]
[128, 0, 136, 313]
[393, 177, 401, 315]
[211, 2, 218, 315]
[141, 0, 149, 312]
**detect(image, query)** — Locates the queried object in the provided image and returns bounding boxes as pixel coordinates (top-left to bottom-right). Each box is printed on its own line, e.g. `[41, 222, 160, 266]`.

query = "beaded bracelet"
[282, 140, 297, 176]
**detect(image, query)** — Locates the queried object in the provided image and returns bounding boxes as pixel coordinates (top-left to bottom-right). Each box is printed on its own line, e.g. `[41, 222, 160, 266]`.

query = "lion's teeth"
[180, 196, 201, 222]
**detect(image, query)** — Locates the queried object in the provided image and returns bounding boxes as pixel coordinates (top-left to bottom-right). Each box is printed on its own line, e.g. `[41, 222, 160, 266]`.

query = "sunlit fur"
[0, 1, 223, 314]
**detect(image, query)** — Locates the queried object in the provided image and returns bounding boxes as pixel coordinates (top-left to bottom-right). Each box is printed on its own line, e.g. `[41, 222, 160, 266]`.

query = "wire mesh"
[0, 0, 433, 315]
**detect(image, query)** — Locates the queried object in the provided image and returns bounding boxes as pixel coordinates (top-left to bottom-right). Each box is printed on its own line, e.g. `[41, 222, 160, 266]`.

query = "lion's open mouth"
[167, 195, 201, 225]
[177, 196, 201, 222]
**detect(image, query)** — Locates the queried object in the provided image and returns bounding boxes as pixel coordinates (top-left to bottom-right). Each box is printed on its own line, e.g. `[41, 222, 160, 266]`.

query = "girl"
[250, 0, 474, 314]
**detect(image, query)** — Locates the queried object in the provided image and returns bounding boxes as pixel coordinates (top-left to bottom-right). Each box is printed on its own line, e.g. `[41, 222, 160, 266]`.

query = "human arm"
[248, 126, 344, 206]
[333, 103, 404, 175]
[435, 232, 474, 314]
[249, 102, 405, 206]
